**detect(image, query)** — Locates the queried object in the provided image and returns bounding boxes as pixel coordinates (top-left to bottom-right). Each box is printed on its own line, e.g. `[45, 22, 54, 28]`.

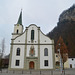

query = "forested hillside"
[47, 5, 75, 57]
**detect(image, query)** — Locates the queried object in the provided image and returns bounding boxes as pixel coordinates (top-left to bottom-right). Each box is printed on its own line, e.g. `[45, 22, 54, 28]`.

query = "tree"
[56, 36, 68, 74]
[1, 38, 5, 58]
[0, 38, 5, 69]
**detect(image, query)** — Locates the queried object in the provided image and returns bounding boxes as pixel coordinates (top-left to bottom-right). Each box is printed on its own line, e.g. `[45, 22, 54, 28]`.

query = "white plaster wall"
[40, 31, 52, 44]
[11, 24, 54, 69]
[40, 45, 53, 69]
[55, 53, 70, 68]
[11, 45, 25, 68]
[26, 45, 38, 57]
[69, 58, 75, 68]
[27, 25, 38, 44]
[14, 32, 26, 43]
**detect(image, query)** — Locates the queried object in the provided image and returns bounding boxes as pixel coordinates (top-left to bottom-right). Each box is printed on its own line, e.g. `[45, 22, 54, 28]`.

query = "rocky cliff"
[47, 5, 75, 57]
[59, 4, 75, 22]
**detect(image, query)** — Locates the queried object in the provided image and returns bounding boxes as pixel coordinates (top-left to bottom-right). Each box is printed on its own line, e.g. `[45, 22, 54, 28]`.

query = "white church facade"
[9, 11, 55, 70]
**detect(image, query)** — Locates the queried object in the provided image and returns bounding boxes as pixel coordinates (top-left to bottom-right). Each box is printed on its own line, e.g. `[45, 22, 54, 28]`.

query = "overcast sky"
[0, 0, 75, 55]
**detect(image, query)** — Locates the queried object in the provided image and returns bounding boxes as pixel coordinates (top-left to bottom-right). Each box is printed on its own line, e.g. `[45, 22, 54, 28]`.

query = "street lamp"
[58, 43, 63, 74]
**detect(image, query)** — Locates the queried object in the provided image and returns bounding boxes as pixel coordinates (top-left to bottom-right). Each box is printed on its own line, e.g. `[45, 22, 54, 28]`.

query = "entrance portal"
[29, 61, 34, 69]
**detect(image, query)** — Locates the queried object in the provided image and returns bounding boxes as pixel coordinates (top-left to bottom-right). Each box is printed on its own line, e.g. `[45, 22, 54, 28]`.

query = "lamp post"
[58, 43, 63, 74]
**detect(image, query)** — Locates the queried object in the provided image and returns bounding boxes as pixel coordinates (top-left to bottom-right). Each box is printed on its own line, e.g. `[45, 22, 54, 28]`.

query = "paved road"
[0, 68, 75, 75]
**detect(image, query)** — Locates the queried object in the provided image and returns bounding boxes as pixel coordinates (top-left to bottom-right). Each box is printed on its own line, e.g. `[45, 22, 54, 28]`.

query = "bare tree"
[1, 38, 5, 58]
[0, 38, 5, 69]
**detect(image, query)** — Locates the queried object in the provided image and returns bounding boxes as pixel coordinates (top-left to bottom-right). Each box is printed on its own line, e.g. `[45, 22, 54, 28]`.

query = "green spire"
[17, 10, 22, 25]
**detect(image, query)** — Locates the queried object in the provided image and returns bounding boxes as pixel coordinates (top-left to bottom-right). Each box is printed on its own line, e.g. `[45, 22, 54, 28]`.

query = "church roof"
[17, 10, 22, 25]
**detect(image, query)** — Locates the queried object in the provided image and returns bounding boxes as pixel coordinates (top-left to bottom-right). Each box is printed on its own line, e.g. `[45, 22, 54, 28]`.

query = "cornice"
[12, 33, 22, 35]
[10, 43, 54, 45]
[26, 57, 38, 59]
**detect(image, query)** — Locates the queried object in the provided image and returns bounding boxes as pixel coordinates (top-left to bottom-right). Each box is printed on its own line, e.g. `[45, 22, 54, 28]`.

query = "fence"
[0, 68, 75, 75]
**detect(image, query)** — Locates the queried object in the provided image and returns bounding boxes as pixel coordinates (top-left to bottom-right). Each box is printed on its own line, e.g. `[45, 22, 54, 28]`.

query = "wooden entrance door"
[29, 61, 34, 69]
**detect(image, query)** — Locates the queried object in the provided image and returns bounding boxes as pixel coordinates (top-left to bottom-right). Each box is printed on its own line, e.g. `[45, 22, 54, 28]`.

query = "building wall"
[55, 53, 69, 68]
[55, 53, 60, 61]
[9, 24, 55, 70]
[11, 45, 25, 68]
[40, 45, 53, 69]
[64, 58, 70, 68]
[39, 28, 54, 69]
[69, 58, 75, 68]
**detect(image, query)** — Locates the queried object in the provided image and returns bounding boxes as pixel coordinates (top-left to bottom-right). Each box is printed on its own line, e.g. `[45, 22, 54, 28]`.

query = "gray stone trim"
[24, 28, 28, 70]
[26, 59, 38, 70]
[52, 40, 55, 70]
[12, 33, 22, 35]
[9, 68, 54, 70]
[11, 43, 54, 45]
[26, 24, 40, 29]
[38, 28, 40, 69]
[8, 40, 13, 70]
[8, 68, 24, 70]
[26, 57, 38, 59]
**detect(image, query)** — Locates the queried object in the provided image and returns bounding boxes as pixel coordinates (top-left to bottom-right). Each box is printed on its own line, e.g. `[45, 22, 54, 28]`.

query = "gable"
[40, 30, 53, 44]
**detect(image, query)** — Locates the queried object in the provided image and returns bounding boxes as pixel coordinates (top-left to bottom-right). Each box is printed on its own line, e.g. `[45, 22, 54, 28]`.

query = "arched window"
[17, 29, 19, 34]
[31, 30, 34, 40]
[44, 48, 48, 56]
[16, 48, 20, 56]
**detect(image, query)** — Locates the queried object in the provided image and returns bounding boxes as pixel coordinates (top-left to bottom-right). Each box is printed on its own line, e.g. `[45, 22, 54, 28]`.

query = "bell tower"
[12, 10, 23, 39]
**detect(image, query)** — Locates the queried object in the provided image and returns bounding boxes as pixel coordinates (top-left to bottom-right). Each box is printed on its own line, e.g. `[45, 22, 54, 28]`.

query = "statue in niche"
[29, 45, 35, 56]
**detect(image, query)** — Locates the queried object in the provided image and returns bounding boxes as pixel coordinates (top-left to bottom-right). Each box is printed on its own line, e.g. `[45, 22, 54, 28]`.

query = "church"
[9, 11, 55, 70]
